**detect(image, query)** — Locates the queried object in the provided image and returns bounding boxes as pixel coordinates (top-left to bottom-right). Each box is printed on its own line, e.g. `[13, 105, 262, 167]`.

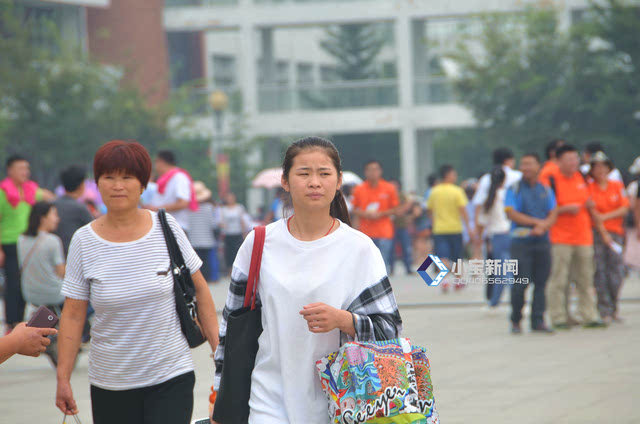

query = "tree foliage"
[445, 1, 640, 172]
[320, 24, 387, 81]
[0, 4, 166, 186]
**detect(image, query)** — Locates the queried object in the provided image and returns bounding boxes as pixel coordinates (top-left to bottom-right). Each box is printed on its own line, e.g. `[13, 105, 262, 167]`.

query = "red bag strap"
[244, 226, 266, 310]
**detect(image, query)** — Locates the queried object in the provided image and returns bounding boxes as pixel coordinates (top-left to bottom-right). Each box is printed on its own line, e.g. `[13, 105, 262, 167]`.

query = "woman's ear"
[281, 176, 290, 192]
[336, 172, 342, 191]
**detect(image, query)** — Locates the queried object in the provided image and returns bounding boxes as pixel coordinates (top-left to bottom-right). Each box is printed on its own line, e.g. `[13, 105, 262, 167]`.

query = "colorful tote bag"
[316, 338, 439, 424]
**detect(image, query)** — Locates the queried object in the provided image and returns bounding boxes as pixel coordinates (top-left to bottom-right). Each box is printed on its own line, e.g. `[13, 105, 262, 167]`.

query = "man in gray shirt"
[55, 166, 93, 256]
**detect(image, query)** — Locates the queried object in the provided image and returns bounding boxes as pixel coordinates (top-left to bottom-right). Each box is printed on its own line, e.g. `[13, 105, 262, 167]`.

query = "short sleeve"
[232, 229, 255, 277]
[168, 214, 203, 274]
[546, 187, 557, 211]
[35, 188, 44, 202]
[504, 187, 517, 212]
[50, 235, 65, 266]
[173, 173, 192, 202]
[457, 187, 469, 208]
[426, 188, 434, 210]
[472, 174, 490, 206]
[61, 234, 90, 301]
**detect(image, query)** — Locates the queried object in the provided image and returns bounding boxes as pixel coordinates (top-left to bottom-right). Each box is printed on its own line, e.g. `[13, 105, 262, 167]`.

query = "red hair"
[93, 140, 152, 188]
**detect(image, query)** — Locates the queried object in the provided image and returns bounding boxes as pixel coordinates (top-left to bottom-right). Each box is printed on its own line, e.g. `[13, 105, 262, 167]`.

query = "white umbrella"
[341, 171, 363, 186]
[252, 167, 283, 189]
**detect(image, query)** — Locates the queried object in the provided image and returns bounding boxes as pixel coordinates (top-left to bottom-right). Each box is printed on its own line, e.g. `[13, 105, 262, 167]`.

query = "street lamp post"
[208, 89, 230, 199]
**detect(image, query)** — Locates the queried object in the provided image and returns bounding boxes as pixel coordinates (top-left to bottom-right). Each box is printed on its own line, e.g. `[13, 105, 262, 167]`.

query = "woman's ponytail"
[484, 166, 506, 213]
[330, 189, 352, 227]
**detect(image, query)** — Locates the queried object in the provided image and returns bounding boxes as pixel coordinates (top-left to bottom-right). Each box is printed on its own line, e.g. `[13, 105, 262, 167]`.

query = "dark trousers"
[510, 241, 551, 328]
[2, 243, 25, 326]
[391, 227, 413, 274]
[194, 248, 212, 282]
[90, 371, 195, 424]
[224, 234, 243, 270]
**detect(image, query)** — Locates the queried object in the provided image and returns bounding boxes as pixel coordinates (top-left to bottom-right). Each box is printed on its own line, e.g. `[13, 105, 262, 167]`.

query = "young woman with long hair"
[477, 166, 512, 310]
[212, 136, 402, 423]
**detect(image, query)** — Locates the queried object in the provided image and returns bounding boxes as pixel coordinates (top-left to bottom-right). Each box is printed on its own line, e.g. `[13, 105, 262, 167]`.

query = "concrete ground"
[1, 269, 638, 423]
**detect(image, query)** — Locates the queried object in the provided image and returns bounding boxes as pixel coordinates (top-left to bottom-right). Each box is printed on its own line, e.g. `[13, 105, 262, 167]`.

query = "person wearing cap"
[579, 142, 624, 182]
[587, 152, 630, 323]
[187, 182, 220, 283]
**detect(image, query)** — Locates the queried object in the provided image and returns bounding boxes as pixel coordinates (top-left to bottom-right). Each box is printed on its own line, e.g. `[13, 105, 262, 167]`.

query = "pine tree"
[320, 24, 387, 80]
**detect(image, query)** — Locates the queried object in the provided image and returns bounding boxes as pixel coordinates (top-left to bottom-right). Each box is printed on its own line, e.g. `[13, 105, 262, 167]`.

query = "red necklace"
[287, 215, 336, 237]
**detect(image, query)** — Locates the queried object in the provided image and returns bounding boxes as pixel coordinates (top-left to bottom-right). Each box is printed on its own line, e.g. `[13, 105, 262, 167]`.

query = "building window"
[212, 54, 237, 90]
[296, 63, 314, 84]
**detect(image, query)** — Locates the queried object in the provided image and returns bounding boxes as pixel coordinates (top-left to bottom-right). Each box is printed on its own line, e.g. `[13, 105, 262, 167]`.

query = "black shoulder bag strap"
[158, 210, 195, 299]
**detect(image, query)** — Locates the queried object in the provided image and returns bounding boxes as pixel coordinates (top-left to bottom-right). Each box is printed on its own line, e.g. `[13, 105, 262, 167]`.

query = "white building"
[163, 0, 590, 208]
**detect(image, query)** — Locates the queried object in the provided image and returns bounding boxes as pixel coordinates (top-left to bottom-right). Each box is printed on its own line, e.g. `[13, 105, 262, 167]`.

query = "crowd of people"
[0, 136, 638, 422]
[345, 140, 639, 334]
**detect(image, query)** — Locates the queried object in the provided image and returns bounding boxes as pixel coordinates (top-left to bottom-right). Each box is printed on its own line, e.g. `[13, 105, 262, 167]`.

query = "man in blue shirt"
[505, 153, 558, 334]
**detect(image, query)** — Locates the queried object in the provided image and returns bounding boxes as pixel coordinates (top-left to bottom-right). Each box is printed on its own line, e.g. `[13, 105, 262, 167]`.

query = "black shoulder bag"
[213, 225, 266, 424]
[158, 209, 206, 348]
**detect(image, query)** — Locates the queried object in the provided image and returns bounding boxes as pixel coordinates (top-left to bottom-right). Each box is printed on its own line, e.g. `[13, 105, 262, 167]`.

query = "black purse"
[158, 209, 206, 349]
[212, 225, 266, 424]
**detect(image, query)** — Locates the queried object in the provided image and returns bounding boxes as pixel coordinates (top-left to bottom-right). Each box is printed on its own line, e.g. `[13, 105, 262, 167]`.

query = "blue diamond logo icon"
[417, 255, 449, 286]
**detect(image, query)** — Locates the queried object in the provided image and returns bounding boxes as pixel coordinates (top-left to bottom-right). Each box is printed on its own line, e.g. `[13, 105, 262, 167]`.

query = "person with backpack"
[211, 137, 402, 424]
[543, 144, 606, 330]
[504, 153, 557, 334]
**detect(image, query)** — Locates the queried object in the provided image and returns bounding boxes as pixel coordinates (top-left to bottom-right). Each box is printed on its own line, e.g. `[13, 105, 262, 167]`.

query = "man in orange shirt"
[587, 152, 629, 323]
[352, 160, 399, 274]
[543, 144, 605, 329]
[539, 139, 565, 187]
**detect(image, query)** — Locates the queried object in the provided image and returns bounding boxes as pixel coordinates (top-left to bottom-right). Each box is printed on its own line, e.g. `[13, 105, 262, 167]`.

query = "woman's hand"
[299, 303, 351, 334]
[56, 380, 78, 415]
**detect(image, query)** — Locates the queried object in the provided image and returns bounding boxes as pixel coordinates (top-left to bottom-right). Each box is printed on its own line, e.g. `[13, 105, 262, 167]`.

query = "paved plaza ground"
[1, 270, 639, 423]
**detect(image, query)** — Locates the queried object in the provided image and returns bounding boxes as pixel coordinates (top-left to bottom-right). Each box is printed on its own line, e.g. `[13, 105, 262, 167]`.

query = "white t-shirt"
[61, 211, 202, 390]
[472, 165, 522, 206]
[150, 172, 192, 230]
[221, 204, 246, 235]
[476, 188, 511, 235]
[234, 219, 388, 424]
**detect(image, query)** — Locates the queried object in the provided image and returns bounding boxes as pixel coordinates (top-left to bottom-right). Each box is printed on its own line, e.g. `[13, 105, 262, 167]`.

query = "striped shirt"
[61, 210, 202, 390]
[187, 203, 220, 249]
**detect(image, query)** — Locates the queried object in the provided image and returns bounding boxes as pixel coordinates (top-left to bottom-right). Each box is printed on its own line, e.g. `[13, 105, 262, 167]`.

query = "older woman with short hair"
[55, 140, 219, 424]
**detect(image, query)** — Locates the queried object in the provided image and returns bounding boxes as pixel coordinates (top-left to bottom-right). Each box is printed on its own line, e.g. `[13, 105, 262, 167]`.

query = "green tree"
[0, 4, 166, 186]
[445, 2, 640, 169]
[320, 23, 387, 81]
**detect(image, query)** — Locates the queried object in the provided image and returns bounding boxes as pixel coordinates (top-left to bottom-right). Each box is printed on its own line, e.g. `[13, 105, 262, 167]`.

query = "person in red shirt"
[352, 160, 399, 274]
[587, 152, 630, 323]
[543, 144, 605, 329]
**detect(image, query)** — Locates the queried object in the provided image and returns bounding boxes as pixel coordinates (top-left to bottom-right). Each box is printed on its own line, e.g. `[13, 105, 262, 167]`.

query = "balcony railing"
[414, 77, 457, 104]
[165, 0, 237, 6]
[258, 79, 398, 112]
[172, 77, 456, 116]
